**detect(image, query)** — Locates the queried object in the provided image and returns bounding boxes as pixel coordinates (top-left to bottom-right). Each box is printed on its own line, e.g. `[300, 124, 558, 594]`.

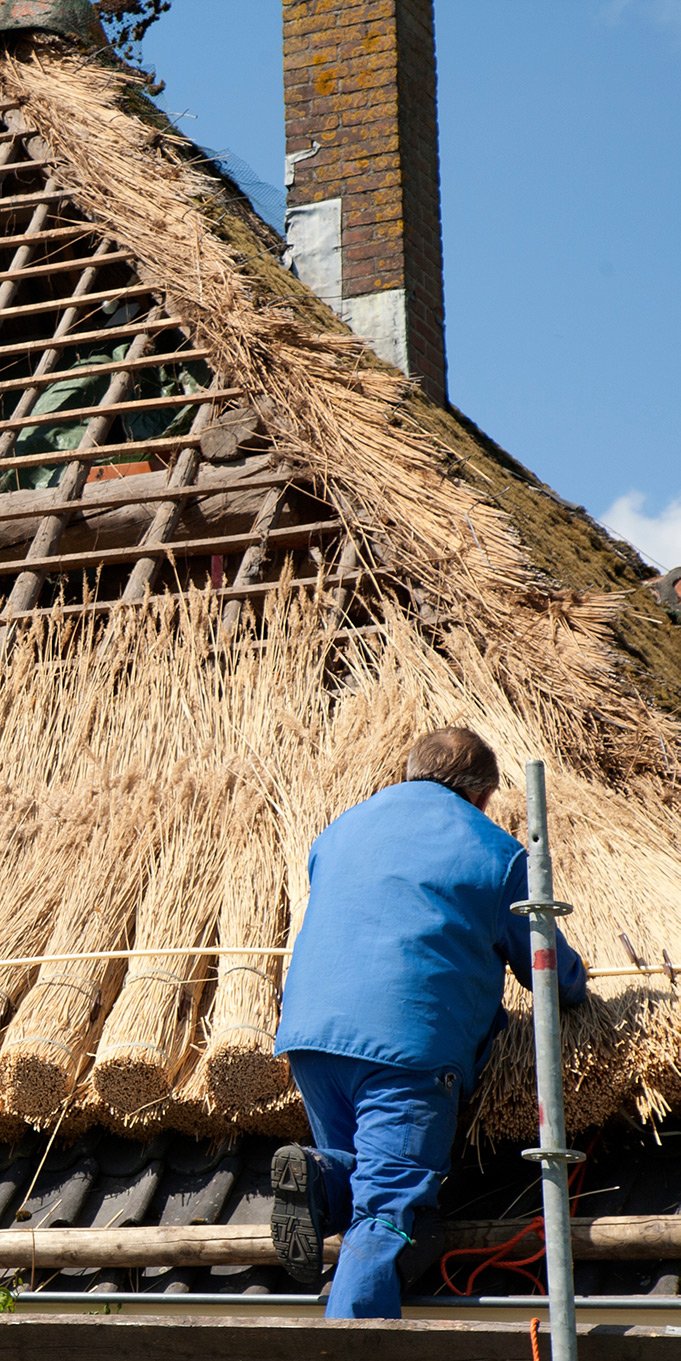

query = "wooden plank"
[222, 478, 290, 630]
[0, 387, 237, 435]
[0, 467, 289, 523]
[0, 188, 65, 213]
[446, 1214, 681, 1260]
[0, 176, 60, 318]
[0, 433, 206, 473]
[0, 157, 49, 176]
[330, 534, 361, 624]
[0, 246, 134, 285]
[0, 1215, 676, 1269]
[0, 1317, 673, 1361]
[0, 127, 39, 143]
[0, 280, 152, 320]
[0, 223, 101, 250]
[0, 348, 211, 395]
[3, 566, 381, 623]
[0, 315, 185, 360]
[0, 1318, 674, 1361]
[0, 517, 342, 576]
[117, 385, 223, 603]
[0, 1223, 341, 1269]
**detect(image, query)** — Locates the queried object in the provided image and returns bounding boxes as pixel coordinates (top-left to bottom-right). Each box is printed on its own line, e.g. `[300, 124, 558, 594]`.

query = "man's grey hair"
[405, 727, 499, 799]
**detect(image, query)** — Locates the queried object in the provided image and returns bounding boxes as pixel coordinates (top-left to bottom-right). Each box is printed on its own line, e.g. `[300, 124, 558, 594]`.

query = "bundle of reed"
[268, 622, 424, 973]
[194, 585, 333, 1106]
[1, 769, 158, 1119]
[168, 1048, 220, 1140]
[92, 771, 228, 1115]
[0, 775, 125, 1036]
[241, 1081, 309, 1141]
[204, 795, 288, 1111]
[466, 769, 681, 1143]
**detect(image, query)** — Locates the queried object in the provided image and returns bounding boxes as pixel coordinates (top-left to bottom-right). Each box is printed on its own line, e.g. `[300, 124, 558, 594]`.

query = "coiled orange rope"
[440, 1213, 548, 1295]
[440, 1135, 598, 1298]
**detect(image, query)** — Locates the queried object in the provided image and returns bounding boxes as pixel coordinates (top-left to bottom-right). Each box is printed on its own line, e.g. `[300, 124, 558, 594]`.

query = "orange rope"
[440, 1134, 600, 1299]
[440, 1213, 548, 1296]
[530, 1316, 541, 1361]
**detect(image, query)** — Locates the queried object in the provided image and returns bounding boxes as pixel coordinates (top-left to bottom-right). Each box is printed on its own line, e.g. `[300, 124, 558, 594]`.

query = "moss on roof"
[183, 137, 681, 714]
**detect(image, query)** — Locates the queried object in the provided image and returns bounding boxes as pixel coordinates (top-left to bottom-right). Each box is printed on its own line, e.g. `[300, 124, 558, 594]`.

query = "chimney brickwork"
[283, 0, 447, 405]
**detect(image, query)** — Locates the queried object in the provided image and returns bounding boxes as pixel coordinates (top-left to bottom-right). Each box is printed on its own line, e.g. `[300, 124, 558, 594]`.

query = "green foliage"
[0, 1274, 23, 1313]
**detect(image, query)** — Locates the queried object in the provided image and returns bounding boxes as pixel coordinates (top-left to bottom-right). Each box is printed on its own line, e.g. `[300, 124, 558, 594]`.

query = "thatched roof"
[0, 33, 677, 1148]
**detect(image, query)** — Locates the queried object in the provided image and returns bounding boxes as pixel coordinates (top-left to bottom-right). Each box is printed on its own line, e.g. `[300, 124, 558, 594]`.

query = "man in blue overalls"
[271, 727, 586, 1318]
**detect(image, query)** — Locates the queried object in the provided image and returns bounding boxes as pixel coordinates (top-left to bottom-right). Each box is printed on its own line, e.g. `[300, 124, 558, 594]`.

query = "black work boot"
[271, 1143, 329, 1285]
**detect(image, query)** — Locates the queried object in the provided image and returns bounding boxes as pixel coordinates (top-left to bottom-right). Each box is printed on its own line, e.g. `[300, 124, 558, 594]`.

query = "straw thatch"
[2, 769, 156, 1118]
[0, 40, 677, 1148]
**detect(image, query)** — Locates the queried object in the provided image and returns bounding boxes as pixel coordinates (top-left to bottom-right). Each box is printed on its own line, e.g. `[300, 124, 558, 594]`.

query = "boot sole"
[271, 1144, 323, 1285]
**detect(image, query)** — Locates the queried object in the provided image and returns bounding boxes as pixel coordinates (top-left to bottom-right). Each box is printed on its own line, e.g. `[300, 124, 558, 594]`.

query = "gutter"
[8, 1291, 681, 1329]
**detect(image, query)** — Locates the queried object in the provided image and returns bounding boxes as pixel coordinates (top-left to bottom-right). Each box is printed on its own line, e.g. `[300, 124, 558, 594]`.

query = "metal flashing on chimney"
[284, 198, 342, 309]
[285, 195, 409, 372]
[341, 288, 409, 376]
[284, 140, 321, 189]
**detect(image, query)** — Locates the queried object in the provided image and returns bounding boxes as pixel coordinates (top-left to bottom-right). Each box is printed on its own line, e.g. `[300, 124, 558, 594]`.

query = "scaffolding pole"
[512, 760, 584, 1361]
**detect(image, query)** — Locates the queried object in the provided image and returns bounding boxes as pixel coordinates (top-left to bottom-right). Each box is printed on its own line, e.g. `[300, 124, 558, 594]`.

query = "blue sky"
[143, 1, 681, 571]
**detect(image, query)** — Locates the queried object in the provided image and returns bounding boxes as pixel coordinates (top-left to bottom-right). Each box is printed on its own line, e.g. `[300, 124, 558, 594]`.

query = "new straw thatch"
[0, 39, 677, 1148]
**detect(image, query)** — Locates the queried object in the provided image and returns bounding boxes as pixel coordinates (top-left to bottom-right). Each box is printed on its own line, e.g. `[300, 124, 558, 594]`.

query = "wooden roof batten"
[0, 98, 364, 645]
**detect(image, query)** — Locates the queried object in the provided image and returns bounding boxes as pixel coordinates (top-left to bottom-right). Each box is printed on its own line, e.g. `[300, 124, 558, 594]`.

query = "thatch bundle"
[205, 797, 288, 1111]
[0, 590, 674, 1142]
[0, 44, 677, 1148]
[2, 769, 156, 1118]
[92, 773, 227, 1114]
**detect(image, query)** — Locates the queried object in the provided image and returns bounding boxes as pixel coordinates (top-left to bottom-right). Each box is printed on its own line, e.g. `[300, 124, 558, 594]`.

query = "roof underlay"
[0, 36, 676, 1153]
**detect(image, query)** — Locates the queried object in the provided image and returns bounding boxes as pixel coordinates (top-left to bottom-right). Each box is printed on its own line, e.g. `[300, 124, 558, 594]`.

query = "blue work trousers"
[288, 1049, 460, 1319]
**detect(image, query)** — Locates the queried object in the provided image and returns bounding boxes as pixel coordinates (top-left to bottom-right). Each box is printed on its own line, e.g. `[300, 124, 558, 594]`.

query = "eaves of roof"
[0, 1119, 678, 1305]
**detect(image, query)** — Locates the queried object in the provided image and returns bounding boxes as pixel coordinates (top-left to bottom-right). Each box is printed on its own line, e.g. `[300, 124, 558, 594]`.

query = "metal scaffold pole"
[512, 760, 584, 1361]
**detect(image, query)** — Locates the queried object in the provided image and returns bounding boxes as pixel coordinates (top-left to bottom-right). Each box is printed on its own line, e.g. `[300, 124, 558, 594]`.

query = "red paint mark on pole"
[538, 1101, 545, 1126]
[533, 948, 557, 972]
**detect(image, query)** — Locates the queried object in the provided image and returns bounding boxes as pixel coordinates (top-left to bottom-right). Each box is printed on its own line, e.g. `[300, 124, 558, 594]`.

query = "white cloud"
[600, 0, 681, 42]
[599, 491, 681, 572]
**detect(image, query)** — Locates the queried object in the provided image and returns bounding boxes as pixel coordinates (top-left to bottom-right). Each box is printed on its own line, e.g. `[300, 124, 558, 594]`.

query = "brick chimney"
[283, 0, 447, 406]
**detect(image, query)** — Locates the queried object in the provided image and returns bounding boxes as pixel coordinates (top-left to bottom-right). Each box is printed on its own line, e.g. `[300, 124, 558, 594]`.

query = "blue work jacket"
[275, 780, 586, 1096]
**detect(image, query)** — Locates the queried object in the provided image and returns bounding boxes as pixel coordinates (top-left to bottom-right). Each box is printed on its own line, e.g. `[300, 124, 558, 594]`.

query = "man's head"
[405, 727, 499, 812]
